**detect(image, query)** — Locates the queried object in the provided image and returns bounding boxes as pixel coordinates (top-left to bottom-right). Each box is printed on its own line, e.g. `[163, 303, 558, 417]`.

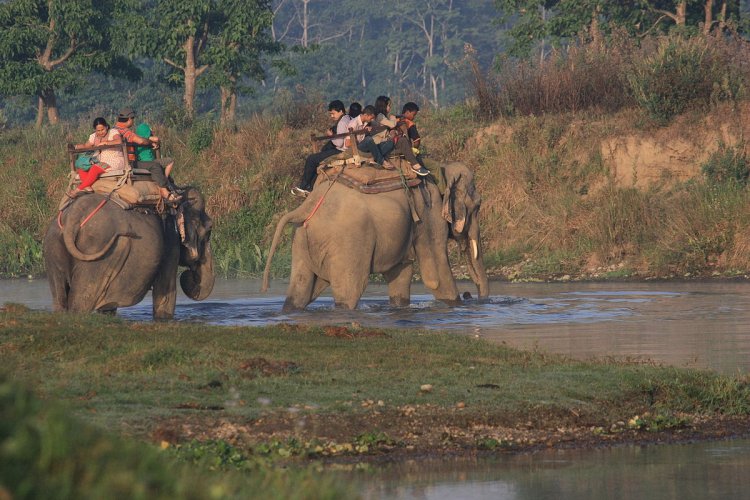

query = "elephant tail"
[62, 214, 133, 262]
[261, 206, 310, 292]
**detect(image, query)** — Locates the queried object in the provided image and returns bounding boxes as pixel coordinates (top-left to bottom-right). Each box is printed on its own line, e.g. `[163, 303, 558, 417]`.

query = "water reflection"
[360, 439, 750, 500]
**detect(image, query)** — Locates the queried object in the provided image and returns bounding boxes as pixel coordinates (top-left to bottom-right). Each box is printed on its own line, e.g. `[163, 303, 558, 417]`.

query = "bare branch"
[163, 58, 185, 71]
[195, 64, 210, 77]
[47, 39, 77, 69]
[639, 14, 668, 37]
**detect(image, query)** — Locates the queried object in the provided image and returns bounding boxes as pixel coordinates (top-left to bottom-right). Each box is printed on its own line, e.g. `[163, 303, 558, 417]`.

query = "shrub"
[472, 30, 750, 121]
[188, 118, 216, 154]
[627, 32, 749, 123]
[702, 143, 749, 186]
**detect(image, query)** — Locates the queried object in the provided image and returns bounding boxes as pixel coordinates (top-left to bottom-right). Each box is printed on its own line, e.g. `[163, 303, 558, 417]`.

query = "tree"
[0, 0, 137, 127]
[205, 0, 279, 125]
[495, 0, 744, 60]
[130, 0, 219, 119]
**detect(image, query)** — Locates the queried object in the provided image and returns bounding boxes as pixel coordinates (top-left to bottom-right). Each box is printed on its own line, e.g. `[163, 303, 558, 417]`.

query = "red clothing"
[77, 164, 106, 190]
[114, 125, 138, 163]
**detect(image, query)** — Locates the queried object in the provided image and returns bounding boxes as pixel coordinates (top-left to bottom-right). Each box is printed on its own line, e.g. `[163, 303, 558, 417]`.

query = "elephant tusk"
[471, 239, 478, 260]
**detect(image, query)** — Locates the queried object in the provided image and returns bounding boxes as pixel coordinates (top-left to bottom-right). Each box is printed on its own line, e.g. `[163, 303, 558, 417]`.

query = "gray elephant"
[442, 162, 489, 299]
[43, 187, 214, 319]
[262, 162, 488, 310]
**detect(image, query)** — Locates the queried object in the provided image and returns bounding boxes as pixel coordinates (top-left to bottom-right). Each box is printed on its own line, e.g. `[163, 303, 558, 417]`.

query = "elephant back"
[320, 163, 421, 195]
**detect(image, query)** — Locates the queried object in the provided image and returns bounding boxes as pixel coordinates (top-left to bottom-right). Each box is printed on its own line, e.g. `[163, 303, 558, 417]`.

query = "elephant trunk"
[62, 213, 128, 262]
[180, 241, 215, 300]
[464, 221, 489, 299]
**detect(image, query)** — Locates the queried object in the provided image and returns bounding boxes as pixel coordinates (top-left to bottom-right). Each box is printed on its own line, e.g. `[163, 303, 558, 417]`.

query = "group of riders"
[291, 96, 429, 198]
[69, 96, 427, 204]
[68, 107, 181, 204]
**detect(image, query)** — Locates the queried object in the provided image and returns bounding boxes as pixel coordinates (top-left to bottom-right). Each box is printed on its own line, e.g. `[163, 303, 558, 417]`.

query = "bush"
[627, 36, 713, 123]
[702, 143, 749, 186]
[472, 31, 750, 121]
[188, 118, 216, 154]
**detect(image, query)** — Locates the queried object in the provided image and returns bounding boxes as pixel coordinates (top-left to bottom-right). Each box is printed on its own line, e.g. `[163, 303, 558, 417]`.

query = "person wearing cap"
[133, 122, 179, 202]
[114, 108, 179, 203]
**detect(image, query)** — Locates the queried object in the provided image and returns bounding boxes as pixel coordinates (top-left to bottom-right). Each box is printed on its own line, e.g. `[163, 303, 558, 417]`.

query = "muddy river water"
[3, 278, 750, 498]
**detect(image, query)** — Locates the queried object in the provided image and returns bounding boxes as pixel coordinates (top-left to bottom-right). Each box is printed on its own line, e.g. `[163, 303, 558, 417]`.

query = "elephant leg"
[310, 276, 330, 301]
[46, 257, 70, 312]
[283, 262, 316, 312]
[384, 262, 413, 307]
[153, 225, 180, 320]
[330, 270, 369, 310]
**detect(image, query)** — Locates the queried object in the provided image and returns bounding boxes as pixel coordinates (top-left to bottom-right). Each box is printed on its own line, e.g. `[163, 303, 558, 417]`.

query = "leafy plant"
[702, 143, 749, 186]
[188, 118, 216, 154]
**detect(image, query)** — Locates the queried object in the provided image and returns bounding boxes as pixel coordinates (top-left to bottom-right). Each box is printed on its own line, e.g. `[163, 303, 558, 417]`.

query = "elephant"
[441, 162, 489, 299]
[43, 186, 215, 319]
[262, 162, 488, 310]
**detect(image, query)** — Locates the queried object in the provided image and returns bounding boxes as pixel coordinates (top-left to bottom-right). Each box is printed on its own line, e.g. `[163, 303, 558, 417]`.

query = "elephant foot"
[389, 296, 410, 307]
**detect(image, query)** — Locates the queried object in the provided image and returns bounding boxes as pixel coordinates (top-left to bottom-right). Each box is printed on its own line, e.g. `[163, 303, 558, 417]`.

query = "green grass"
[0, 376, 353, 499]
[3, 305, 750, 496]
[2, 305, 749, 433]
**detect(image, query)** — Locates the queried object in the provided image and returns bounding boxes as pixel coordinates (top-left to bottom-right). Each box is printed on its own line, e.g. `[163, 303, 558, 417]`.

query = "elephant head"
[442, 162, 489, 298]
[178, 187, 215, 301]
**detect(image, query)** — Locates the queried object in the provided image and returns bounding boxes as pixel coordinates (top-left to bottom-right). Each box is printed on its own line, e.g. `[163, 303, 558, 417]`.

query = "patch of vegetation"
[0, 377, 353, 499]
[702, 143, 749, 186]
[2, 308, 749, 459]
[188, 118, 217, 154]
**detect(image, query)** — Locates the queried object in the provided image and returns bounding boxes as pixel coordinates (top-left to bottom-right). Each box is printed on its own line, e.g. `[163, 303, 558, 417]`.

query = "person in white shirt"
[292, 100, 351, 197]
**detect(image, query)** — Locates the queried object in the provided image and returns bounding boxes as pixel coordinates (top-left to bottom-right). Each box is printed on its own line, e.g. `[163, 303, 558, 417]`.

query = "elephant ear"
[442, 166, 468, 234]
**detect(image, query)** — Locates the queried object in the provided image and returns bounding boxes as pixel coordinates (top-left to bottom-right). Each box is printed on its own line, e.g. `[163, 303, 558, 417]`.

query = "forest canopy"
[0, 0, 747, 127]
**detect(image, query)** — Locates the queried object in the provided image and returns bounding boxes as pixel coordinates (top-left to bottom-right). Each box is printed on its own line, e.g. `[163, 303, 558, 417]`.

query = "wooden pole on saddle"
[397, 161, 421, 223]
[349, 131, 361, 164]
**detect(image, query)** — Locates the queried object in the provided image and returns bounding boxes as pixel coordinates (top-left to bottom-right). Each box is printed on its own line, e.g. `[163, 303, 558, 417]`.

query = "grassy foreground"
[2, 303, 750, 494]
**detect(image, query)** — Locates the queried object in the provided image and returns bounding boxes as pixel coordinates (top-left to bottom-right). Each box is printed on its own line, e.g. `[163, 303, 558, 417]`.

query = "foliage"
[0, 376, 354, 499]
[702, 143, 749, 186]
[627, 34, 718, 123]
[495, 0, 744, 59]
[188, 118, 217, 154]
[471, 30, 750, 121]
[0, 0, 140, 125]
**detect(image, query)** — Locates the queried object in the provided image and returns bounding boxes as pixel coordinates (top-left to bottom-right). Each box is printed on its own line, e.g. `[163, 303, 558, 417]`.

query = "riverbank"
[2, 304, 749, 469]
[4, 101, 750, 282]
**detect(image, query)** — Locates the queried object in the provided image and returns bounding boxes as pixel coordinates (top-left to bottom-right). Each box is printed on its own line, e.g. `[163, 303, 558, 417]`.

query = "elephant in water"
[43, 187, 214, 319]
[262, 162, 488, 310]
[442, 162, 489, 299]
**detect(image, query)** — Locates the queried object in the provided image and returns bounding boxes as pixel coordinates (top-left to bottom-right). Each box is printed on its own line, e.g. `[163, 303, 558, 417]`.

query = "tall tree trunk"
[677, 0, 687, 25]
[44, 89, 59, 125]
[302, 0, 310, 48]
[219, 82, 237, 125]
[430, 74, 438, 108]
[35, 95, 44, 129]
[35, 89, 59, 128]
[591, 5, 603, 48]
[704, 0, 714, 33]
[183, 36, 197, 119]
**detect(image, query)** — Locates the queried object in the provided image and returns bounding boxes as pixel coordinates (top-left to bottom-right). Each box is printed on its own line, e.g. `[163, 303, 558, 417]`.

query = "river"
[3, 277, 750, 498]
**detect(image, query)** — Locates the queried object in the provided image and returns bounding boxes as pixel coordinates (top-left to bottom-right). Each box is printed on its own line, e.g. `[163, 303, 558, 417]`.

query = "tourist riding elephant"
[262, 163, 488, 310]
[43, 187, 215, 319]
[442, 162, 489, 299]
